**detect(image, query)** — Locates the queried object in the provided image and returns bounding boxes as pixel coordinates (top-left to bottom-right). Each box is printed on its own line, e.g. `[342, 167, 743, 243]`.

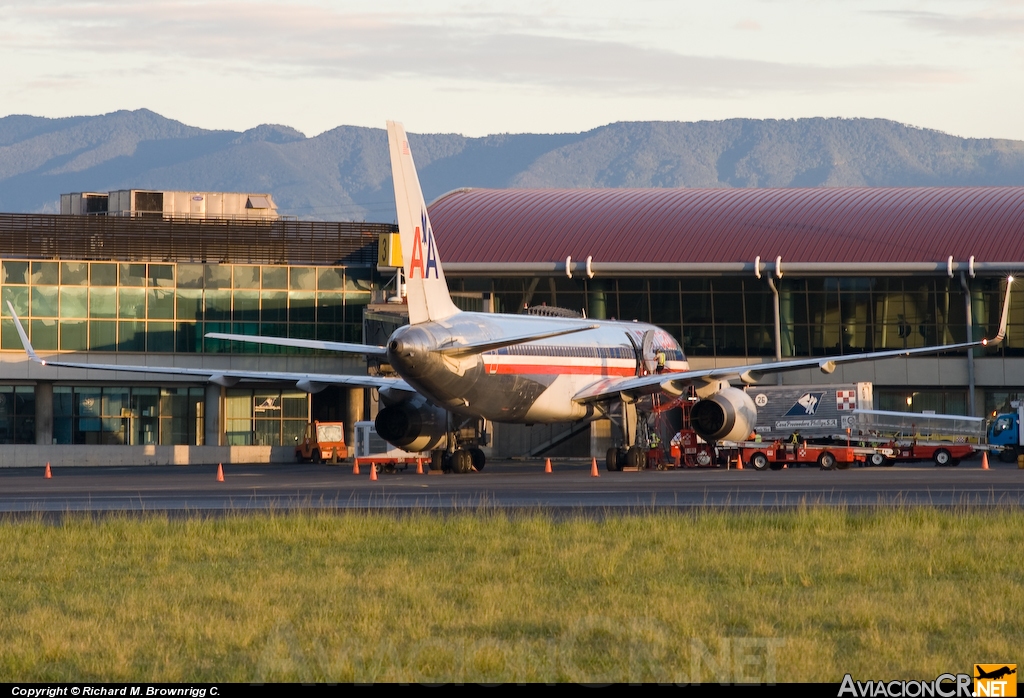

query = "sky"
[2, 0, 1023, 140]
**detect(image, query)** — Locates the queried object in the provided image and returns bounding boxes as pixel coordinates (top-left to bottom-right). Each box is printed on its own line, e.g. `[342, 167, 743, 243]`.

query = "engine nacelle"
[689, 387, 757, 442]
[374, 397, 449, 452]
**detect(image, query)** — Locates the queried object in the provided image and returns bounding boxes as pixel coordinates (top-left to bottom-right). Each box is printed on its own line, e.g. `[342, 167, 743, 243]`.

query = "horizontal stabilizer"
[6, 301, 407, 392]
[205, 332, 388, 356]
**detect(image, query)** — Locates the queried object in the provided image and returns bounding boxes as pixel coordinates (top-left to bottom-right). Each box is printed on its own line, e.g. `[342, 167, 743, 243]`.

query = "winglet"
[6, 301, 42, 364]
[982, 276, 1013, 346]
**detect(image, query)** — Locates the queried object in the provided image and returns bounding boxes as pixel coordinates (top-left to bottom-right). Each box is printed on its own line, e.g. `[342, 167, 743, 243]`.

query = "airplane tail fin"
[387, 121, 460, 325]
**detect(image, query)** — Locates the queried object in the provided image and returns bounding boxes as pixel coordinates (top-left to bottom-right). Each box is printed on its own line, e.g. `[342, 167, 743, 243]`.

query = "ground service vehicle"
[852, 409, 982, 466]
[353, 420, 430, 473]
[295, 421, 348, 464]
[745, 383, 872, 441]
[740, 439, 880, 470]
[989, 403, 1024, 462]
[885, 440, 975, 467]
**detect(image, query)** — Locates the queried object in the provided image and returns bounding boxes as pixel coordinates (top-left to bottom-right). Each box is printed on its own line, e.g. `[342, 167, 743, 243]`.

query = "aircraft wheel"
[452, 449, 474, 474]
[606, 447, 621, 472]
[933, 449, 951, 467]
[626, 446, 645, 469]
[750, 452, 769, 471]
[469, 448, 486, 471]
[818, 452, 836, 470]
[430, 449, 446, 472]
[869, 452, 887, 467]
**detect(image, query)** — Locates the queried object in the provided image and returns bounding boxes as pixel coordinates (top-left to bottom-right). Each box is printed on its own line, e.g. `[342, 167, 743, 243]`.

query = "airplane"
[975, 666, 1016, 681]
[8, 121, 1014, 473]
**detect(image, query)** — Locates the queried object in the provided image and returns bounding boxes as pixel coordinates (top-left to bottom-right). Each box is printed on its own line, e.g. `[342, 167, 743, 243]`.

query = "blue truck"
[988, 403, 1024, 462]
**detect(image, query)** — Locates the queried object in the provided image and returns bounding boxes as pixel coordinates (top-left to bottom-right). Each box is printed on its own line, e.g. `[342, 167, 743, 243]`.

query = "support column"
[346, 388, 364, 449]
[35, 382, 53, 445]
[960, 273, 976, 417]
[779, 284, 795, 358]
[204, 383, 222, 447]
[368, 387, 379, 421]
[588, 280, 607, 320]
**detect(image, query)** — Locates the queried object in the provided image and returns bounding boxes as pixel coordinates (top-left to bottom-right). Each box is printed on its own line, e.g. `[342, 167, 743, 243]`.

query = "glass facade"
[0, 385, 36, 444]
[0, 260, 372, 353]
[225, 388, 308, 446]
[51, 386, 206, 445]
[472, 275, 1021, 358]
[0, 259, 370, 447]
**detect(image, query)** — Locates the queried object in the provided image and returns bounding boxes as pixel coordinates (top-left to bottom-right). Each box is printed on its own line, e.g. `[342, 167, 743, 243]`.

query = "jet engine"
[689, 387, 757, 442]
[374, 396, 449, 452]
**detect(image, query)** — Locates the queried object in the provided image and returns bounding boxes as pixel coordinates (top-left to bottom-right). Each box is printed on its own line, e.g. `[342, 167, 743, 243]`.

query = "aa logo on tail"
[409, 209, 440, 279]
[974, 664, 1017, 697]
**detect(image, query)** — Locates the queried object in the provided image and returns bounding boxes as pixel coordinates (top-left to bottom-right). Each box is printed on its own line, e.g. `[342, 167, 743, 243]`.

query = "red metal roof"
[426, 187, 1024, 265]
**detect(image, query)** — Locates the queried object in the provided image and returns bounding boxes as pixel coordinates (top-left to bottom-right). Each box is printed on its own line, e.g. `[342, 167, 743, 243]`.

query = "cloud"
[883, 7, 1024, 38]
[3, 1, 961, 97]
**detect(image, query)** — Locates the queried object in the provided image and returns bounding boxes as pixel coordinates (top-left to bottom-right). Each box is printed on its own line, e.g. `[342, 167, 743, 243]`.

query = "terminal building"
[427, 186, 1024, 430]
[0, 193, 390, 462]
[0, 185, 1022, 462]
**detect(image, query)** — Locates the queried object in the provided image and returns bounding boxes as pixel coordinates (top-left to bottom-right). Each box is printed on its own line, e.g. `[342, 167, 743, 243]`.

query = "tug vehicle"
[295, 421, 348, 464]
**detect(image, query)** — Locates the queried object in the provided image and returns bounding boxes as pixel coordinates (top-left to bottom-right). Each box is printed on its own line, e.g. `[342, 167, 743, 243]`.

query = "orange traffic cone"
[981, 451, 990, 470]
[544, 458, 552, 474]
[735, 453, 743, 470]
[44, 462, 52, 479]
[591, 457, 599, 477]
[369, 463, 377, 481]
[416, 458, 423, 475]
[352, 459, 361, 475]
[216, 463, 224, 482]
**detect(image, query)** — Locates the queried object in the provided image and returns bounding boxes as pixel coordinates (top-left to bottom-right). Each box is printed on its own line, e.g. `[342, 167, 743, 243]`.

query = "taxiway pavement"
[0, 460, 1022, 514]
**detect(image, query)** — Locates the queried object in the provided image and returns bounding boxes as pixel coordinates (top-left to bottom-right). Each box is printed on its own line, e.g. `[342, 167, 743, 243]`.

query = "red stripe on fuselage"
[484, 363, 638, 376]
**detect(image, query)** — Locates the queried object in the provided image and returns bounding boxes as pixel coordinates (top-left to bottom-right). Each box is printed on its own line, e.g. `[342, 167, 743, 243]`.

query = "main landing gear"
[605, 445, 646, 472]
[432, 447, 487, 474]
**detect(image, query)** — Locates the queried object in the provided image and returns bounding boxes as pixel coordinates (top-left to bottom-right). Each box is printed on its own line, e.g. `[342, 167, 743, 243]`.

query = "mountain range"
[3, 109, 1024, 221]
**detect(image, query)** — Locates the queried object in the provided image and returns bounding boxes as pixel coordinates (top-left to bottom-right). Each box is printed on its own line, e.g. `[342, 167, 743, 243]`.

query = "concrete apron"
[0, 445, 296, 467]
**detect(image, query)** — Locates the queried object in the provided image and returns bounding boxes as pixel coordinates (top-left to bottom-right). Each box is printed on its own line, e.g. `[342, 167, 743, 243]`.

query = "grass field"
[1, 508, 1021, 683]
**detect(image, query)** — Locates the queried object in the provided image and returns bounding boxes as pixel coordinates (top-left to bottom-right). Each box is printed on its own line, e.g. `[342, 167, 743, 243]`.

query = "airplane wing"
[6, 303, 413, 394]
[575, 278, 1012, 403]
[205, 332, 388, 356]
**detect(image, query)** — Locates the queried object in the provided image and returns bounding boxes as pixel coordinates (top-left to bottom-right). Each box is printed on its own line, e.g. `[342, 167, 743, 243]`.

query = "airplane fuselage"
[386, 311, 687, 423]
